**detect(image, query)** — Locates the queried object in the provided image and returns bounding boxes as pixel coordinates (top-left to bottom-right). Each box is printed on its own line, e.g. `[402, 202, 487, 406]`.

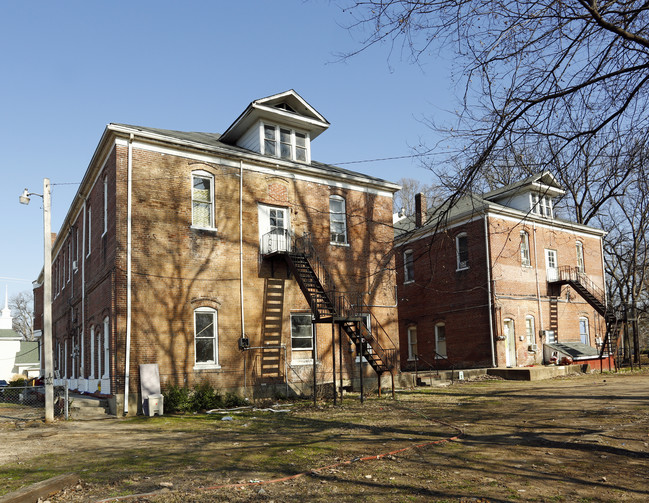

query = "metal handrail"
[262, 229, 397, 370]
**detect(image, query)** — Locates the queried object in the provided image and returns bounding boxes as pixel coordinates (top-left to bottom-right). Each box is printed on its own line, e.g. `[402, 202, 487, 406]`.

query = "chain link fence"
[0, 384, 69, 422]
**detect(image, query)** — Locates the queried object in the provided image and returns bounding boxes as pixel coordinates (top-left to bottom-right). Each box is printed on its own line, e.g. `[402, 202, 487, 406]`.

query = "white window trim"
[456, 233, 469, 271]
[403, 249, 415, 284]
[260, 122, 311, 163]
[435, 322, 447, 358]
[579, 316, 590, 344]
[576, 241, 585, 272]
[530, 193, 554, 218]
[89, 325, 95, 379]
[194, 307, 220, 369]
[102, 317, 110, 379]
[525, 315, 535, 346]
[291, 313, 314, 351]
[329, 195, 348, 246]
[520, 231, 531, 267]
[191, 170, 217, 231]
[407, 325, 418, 361]
[102, 175, 108, 237]
[86, 206, 92, 257]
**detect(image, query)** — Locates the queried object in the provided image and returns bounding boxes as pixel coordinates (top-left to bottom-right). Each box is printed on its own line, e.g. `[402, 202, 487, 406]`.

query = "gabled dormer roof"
[484, 171, 565, 204]
[219, 90, 330, 145]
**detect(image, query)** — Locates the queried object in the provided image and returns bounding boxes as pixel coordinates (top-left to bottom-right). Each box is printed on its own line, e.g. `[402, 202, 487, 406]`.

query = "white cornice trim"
[113, 134, 398, 197]
[397, 204, 605, 247]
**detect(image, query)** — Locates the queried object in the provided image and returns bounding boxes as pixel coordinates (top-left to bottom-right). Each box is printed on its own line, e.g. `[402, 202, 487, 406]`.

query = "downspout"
[483, 213, 496, 367]
[240, 160, 245, 340]
[82, 200, 86, 387]
[533, 223, 545, 331]
[123, 134, 133, 415]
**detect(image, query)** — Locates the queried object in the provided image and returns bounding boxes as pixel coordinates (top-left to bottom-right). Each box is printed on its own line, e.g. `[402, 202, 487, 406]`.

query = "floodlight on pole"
[19, 179, 54, 423]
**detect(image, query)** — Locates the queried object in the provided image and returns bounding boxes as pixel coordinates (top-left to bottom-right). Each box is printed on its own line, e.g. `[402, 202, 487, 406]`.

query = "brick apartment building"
[32, 90, 400, 414]
[395, 172, 608, 370]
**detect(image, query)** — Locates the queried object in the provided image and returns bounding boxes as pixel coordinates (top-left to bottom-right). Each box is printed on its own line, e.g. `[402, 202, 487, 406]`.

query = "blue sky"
[0, 0, 455, 301]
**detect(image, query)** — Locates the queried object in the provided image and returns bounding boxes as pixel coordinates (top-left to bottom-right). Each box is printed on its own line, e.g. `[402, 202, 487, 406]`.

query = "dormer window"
[531, 193, 553, 218]
[262, 124, 309, 162]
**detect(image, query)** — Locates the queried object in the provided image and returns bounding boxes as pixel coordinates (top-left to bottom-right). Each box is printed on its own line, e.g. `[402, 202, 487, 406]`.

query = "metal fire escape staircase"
[262, 230, 397, 376]
[548, 266, 625, 361]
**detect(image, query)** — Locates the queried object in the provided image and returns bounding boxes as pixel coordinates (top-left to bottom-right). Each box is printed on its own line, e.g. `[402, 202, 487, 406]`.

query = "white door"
[504, 319, 516, 367]
[545, 249, 558, 282]
[258, 205, 289, 253]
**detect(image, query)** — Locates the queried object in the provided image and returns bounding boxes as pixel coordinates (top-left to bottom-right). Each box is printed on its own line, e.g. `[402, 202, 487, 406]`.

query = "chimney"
[415, 193, 427, 227]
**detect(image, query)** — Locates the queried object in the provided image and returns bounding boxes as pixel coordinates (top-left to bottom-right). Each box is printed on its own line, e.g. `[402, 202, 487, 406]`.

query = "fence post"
[64, 381, 69, 420]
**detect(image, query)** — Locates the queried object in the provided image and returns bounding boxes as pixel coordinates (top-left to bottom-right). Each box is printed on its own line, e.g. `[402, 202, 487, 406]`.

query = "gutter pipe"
[123, 134, 133, 415]
[484, 213, 496, 367]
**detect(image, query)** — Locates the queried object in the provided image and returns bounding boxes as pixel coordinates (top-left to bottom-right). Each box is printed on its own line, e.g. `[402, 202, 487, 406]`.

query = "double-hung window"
[192, 171, 214, 228]
[520, 231, 531, 267]
[576, 241, 585, 272]
[403, 250, 414, 283]
[525, 316, 535, 345]
[435, 323, 447, 358]
[456, 233, 469, 270]
[291, 313, 313, 351]
[407, 326, 418, 361]
[194, 307, 218, 366]
[329, 196, 348, 244]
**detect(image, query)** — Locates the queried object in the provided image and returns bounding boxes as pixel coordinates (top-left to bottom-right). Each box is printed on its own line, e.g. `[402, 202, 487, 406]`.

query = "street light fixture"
[19, 179, 54, 423]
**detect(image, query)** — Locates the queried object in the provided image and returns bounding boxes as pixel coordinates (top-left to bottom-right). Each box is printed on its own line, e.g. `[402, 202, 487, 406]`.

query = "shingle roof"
[14, 341, 40, 364]
[0, 329, 21, 340]
[111, 124, 398, 188]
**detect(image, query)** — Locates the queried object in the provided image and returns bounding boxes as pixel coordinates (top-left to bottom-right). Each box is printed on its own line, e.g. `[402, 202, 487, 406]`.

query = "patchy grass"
[1, 371, 648, 502]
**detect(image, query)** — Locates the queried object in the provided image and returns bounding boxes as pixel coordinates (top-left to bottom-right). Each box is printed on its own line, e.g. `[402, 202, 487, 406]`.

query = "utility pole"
[43, 178, 54, 423]
[20, 178, 54, 422]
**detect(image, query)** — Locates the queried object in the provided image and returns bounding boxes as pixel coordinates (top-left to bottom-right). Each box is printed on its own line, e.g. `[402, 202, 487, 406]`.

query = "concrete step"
[68, 394, 114, 419]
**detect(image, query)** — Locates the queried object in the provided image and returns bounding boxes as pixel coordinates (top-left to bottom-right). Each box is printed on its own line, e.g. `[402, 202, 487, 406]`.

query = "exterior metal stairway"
[262, 230, 397, 376]
[548, 266, 625, 361]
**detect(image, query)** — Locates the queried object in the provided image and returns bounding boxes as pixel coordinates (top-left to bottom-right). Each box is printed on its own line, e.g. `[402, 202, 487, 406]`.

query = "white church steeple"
[0, 286, 13, 330]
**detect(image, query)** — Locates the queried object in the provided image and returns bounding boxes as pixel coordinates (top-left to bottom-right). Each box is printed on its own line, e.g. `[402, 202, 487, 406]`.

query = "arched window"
[90, 325, 95, 378]
[576, 241, 585, 272]
[435, 322, 447, 358]
[407, 325, 418, 361]
[329, 195, 348, 244]
[192, 170, 215, 228]
[103, 175, 108, 235]
[103, 317, 110, 379]
[525, 315, 535, 347]
[195, 307, 219, 366]
[403, 249, 414, 283]
[520, 231, 531, 267]
[579, 317, 590, 345]
[456, 233, 469, 270]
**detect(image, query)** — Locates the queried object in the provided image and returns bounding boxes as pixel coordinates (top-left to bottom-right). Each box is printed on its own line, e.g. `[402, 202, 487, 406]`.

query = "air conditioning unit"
[528, 344, 538, 352]
[72, 260, 78, 271]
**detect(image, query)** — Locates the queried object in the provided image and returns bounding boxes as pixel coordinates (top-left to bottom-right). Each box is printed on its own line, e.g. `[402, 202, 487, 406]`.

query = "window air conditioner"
[528, 344, 538, 352]
[72, 260, 78, 271]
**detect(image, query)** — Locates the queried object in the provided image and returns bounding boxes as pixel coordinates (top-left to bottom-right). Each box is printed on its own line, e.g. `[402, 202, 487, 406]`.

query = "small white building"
[0, 287, 40, 381]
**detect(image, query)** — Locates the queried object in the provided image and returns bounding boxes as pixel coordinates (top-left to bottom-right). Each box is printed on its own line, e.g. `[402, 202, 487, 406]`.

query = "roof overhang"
[219, 90, 330, 144]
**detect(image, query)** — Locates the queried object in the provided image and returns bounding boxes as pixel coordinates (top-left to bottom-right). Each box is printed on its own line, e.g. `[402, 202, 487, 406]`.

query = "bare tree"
[393, 177, 442, 214]
[341, 1, 649, 192]
[598, 162, 649, 363]
[10, 291, 34, 341]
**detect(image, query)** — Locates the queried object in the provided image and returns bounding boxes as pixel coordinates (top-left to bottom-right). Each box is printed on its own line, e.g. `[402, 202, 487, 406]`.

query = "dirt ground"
[1, 370, 648, 502]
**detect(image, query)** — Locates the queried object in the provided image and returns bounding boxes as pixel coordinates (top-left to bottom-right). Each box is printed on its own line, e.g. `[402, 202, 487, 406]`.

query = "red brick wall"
[396, 217, 493, 370]
[396, 212, 607, 370]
